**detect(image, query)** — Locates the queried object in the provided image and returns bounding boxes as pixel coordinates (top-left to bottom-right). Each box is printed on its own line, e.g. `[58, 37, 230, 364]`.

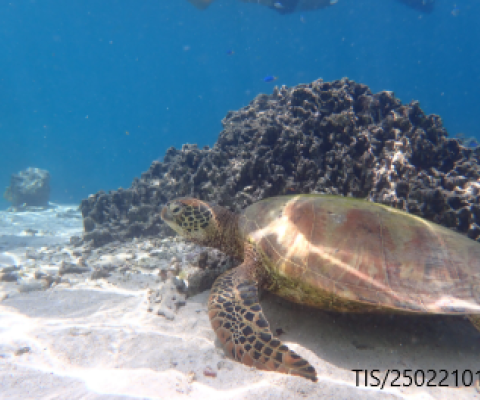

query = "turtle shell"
[239, 195, 480, 315]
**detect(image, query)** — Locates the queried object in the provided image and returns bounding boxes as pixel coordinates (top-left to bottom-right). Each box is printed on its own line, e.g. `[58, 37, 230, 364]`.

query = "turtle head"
[161, 197, 243, 258]
[161, 198, 217, 246]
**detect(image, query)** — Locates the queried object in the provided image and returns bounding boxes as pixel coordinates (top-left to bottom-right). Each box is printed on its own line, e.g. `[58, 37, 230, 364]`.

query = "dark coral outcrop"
[80, 78, 480, 246]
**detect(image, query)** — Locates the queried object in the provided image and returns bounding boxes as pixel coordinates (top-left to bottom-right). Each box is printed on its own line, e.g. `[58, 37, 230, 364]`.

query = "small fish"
[263, 75, 278, 83]
[464, 138, 479, 148]
[226, 49, 234, 56]
[330, 0, 338, 4]
[451, 4, 460, 16]
[300, 14, 306, 23]
[456, 136, 479, 149]
[273, 2, 284, 9]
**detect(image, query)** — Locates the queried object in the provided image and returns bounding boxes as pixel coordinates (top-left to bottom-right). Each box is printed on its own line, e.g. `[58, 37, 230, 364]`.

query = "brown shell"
[240, 195, 480, 315]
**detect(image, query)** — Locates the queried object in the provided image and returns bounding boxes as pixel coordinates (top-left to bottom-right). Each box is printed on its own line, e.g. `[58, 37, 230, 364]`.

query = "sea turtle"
[161, 194, 480, 382]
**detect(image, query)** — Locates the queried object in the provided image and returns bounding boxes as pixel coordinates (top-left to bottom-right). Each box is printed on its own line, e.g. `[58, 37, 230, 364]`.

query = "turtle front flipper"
[208, 264, 318, 382]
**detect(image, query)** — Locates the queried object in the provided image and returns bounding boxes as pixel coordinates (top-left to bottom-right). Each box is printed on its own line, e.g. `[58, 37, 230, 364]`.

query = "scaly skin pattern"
[162, 198, 317, 380]
[161, 194, 480, 381]
[207, 241, 317, 381]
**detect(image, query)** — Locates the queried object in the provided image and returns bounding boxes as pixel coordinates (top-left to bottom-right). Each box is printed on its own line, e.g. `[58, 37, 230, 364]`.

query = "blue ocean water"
[0, 0, 478, 208]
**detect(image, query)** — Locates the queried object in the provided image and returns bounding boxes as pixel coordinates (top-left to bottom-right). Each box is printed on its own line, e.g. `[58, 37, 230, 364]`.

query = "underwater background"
[0, 0, 478, 208]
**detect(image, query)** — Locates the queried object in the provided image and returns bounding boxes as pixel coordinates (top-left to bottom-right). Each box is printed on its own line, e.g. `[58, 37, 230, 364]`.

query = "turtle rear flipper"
[208, 264, 318, 382]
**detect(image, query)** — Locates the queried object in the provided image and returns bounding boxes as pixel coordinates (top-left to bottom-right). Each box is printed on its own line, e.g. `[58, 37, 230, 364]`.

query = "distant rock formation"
[4, 168, 51, 208]
[80, 78, 480, 247]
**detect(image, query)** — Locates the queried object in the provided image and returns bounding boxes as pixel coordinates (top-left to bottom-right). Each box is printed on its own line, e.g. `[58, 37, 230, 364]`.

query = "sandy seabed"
[0, 205, 479, 399]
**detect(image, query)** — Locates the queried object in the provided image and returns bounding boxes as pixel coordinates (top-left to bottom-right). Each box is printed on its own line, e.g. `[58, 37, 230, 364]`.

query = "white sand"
[0, 205, 479, 399]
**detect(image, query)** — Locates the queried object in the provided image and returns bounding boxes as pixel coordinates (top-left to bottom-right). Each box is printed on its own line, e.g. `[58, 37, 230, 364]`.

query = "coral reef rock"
[4, 167, 51, 208]
[81, 78, 480, 247]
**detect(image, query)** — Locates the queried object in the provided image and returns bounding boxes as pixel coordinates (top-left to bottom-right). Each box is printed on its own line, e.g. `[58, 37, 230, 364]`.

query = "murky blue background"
[0, 0, 478, 207]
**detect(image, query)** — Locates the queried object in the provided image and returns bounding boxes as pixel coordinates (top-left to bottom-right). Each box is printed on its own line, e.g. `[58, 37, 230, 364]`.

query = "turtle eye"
[169, 202, 182, 215]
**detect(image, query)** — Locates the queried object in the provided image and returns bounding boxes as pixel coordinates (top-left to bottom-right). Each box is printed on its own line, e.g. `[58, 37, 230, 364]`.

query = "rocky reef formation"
[81, 78, 480, 247]
[4, 168, 51, 209]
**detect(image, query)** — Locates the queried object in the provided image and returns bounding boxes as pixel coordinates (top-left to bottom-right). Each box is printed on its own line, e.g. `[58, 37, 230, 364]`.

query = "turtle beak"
[160, 203, 173, 225]
[160, 203, 183, 235]
[160, 204, 168, 221]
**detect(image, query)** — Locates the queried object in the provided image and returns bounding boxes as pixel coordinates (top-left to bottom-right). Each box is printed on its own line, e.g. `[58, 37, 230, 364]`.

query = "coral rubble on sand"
[80, 78, 480, 246]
